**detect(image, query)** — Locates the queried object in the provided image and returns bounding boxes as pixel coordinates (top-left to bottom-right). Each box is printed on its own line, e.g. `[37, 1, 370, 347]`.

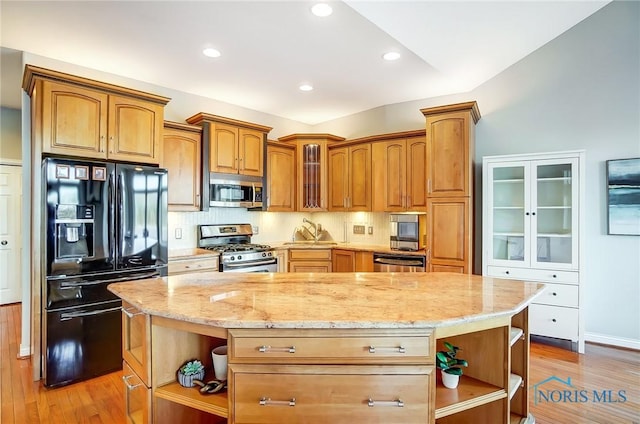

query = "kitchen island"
[109, 272, 543, 424]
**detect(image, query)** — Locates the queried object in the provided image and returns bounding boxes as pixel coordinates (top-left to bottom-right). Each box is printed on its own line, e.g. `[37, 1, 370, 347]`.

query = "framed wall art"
[606, 157, 640, 236]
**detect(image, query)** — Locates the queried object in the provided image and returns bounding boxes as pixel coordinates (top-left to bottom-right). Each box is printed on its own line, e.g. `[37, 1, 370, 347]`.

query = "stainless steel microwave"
[210, 178, 263, 208]
[390, 213, 427, 251]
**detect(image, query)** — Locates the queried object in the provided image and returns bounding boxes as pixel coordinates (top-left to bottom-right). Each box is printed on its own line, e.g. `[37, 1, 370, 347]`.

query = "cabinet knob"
[505, 271, 510, 275]
[532, 212, 536, 216]
[552, 292, 557, 296]
[0, 240, 7, 246]
[552, 274, 557, 278]
[525, 212, 530, 216]
[552, 318, 557, 323]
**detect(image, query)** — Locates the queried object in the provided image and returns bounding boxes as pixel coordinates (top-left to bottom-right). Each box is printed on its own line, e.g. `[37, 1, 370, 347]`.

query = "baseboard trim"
[18, 344, 30, 358]
[585, 332, 640, 351]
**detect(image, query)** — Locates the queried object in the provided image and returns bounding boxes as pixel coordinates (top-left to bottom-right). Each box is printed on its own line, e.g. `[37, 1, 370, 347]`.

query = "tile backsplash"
[168, 209, 392, 249]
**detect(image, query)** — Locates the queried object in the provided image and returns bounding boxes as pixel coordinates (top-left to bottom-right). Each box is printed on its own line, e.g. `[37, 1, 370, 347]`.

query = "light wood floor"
[2, 303, 638, 423]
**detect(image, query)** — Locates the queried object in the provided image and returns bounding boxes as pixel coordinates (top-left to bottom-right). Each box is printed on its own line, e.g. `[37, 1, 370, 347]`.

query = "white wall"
[0, 107, 22, 160]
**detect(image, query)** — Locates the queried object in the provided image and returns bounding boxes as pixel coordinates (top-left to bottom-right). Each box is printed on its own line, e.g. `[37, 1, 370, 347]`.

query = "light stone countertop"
[168, 248, 219, 260]
[108, 272, 544, 330]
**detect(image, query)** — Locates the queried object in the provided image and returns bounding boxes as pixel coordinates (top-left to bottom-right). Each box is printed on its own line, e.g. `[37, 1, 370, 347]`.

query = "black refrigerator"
[43, 157, 168, 387]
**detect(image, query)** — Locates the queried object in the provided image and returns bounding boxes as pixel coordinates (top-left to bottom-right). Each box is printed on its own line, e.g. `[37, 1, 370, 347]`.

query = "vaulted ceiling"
[1, 1, 609, 124]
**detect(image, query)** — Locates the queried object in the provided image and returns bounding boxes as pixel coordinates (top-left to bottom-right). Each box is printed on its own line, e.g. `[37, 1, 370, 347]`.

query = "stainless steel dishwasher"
[373, 252, 426, 272]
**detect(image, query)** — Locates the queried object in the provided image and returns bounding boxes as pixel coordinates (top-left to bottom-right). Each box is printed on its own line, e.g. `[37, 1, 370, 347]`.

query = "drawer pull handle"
[122, 374, 143, 390]
[259, 397, 296, 407]
[368, 398, 404, 408]
[552, 318, 557, 323]
[552, 274, 557, 278]
[505, 271, 510, 275]
[368, 345, 406, 354]
[552, 292, 557, 296]
[258, 345, 296, 353]
[122, 307, 144, 318]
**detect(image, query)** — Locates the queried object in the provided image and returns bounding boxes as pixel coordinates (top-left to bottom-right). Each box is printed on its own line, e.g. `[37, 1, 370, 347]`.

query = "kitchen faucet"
[303, 218, 319, 241]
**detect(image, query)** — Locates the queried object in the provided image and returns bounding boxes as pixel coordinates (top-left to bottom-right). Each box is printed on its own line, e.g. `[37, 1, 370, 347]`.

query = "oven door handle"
[59, 271, 159, 288]
[374, 258, 424, 267]
[224, 259, 277, 268]
[60, 305, 123, 321]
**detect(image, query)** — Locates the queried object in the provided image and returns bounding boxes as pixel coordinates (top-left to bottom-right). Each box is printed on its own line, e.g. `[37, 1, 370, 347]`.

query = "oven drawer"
[228, 329, 433, 364]
[168, 257, 219, 275]
[231, 364, 433, 424]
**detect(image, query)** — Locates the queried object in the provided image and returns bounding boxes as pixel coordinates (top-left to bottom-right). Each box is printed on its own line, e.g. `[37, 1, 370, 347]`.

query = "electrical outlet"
[175, 228, 182, 239]
[252, 225, 259, 235]
[353, 225, 365, 234]
[368, 226, 373, 235]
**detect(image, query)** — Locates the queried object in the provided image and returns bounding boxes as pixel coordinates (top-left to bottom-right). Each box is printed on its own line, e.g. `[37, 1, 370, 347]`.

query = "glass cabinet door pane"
[535, 162, 573, 264]
[491, 165, 525, 262]
[302, 143, 321, 208]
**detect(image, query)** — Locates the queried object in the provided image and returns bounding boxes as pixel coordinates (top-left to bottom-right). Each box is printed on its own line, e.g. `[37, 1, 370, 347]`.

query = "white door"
[0, 164, 22, 304]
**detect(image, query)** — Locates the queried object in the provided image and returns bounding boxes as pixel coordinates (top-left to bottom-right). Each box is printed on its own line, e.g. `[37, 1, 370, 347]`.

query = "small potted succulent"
[177, 359, 205, 388]
[436, 341, 468, 389]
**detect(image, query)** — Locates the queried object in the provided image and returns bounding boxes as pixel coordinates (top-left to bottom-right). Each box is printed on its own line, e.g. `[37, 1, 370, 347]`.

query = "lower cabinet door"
[231, 365, 433, 423]
[123, 362, 151, 424]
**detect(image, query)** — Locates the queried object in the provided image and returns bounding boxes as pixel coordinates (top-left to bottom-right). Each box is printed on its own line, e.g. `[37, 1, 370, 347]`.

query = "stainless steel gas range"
[197, 224, 277, 272]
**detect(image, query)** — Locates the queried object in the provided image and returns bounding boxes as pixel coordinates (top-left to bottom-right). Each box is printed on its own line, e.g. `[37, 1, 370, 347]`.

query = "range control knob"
[230, 256, 235, 261]
[237, 255, 242, 261]
[262, 252, 267, 257]
[268, 252, 273, 257]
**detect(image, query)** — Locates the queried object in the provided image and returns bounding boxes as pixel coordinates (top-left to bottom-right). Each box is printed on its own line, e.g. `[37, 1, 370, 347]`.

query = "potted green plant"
[177, 359, 205, 388]
[436, 341, 468, 389]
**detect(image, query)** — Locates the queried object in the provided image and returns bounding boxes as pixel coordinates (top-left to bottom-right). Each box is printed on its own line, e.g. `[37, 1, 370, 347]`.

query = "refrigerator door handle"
[59, 271, 160, 288]
[60, 305, 122, 321]
[108, 169, 116, 265]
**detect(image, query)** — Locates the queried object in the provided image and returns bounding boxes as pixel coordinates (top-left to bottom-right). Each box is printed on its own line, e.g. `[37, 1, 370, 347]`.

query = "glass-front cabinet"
[485, 158, 579, 271]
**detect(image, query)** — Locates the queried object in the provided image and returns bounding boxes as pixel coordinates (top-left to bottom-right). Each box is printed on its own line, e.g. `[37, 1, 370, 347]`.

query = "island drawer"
[230, 364, 433, 424]
[228, 329, 434, 364]
[168, 257, 219, 275]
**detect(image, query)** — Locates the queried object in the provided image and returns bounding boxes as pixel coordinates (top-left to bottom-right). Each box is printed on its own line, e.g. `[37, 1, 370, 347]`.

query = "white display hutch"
[482, 150, 585, 353]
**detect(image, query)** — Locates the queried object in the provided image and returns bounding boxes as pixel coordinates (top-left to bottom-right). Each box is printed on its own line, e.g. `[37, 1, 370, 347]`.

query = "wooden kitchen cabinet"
[228, 328, 434, 424]
[427, 197, 471, 273]
[422, 102, 479, 198]
[421, 102, 480, 274]
[370, 130, 427, 212]
[288, 248, 332, 272]
[266, 141, 296, 211]
[186, 113, 272, 177]
[24, 66, 169, 165]
[332, 249, 373, 272]
[162, 121, 203, 211]
[278, 133, 345, 211]
[328, 142, 371, 211]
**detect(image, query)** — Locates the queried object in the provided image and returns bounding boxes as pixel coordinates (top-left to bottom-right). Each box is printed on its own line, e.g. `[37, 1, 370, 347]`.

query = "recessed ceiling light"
[202, 48, 221, 58]
[383, 52, 401, 61]
[299, 84, 314, 92]
[311, 3, 333, 17]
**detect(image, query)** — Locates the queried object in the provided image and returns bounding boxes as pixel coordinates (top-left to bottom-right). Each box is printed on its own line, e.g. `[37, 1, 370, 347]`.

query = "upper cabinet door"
[266, 143, 296, 211]
[348, 143, 371, 211]
[426, 111, 471, 197]
[162, 123, 202, 211]
[328, 146, 349, 211]
[40, 80, 108, 159]
[406, 136, 427, 210]
[108, 95, 163, 164]
[210, 122, 239, 173]
[238, 128, 264, 177]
